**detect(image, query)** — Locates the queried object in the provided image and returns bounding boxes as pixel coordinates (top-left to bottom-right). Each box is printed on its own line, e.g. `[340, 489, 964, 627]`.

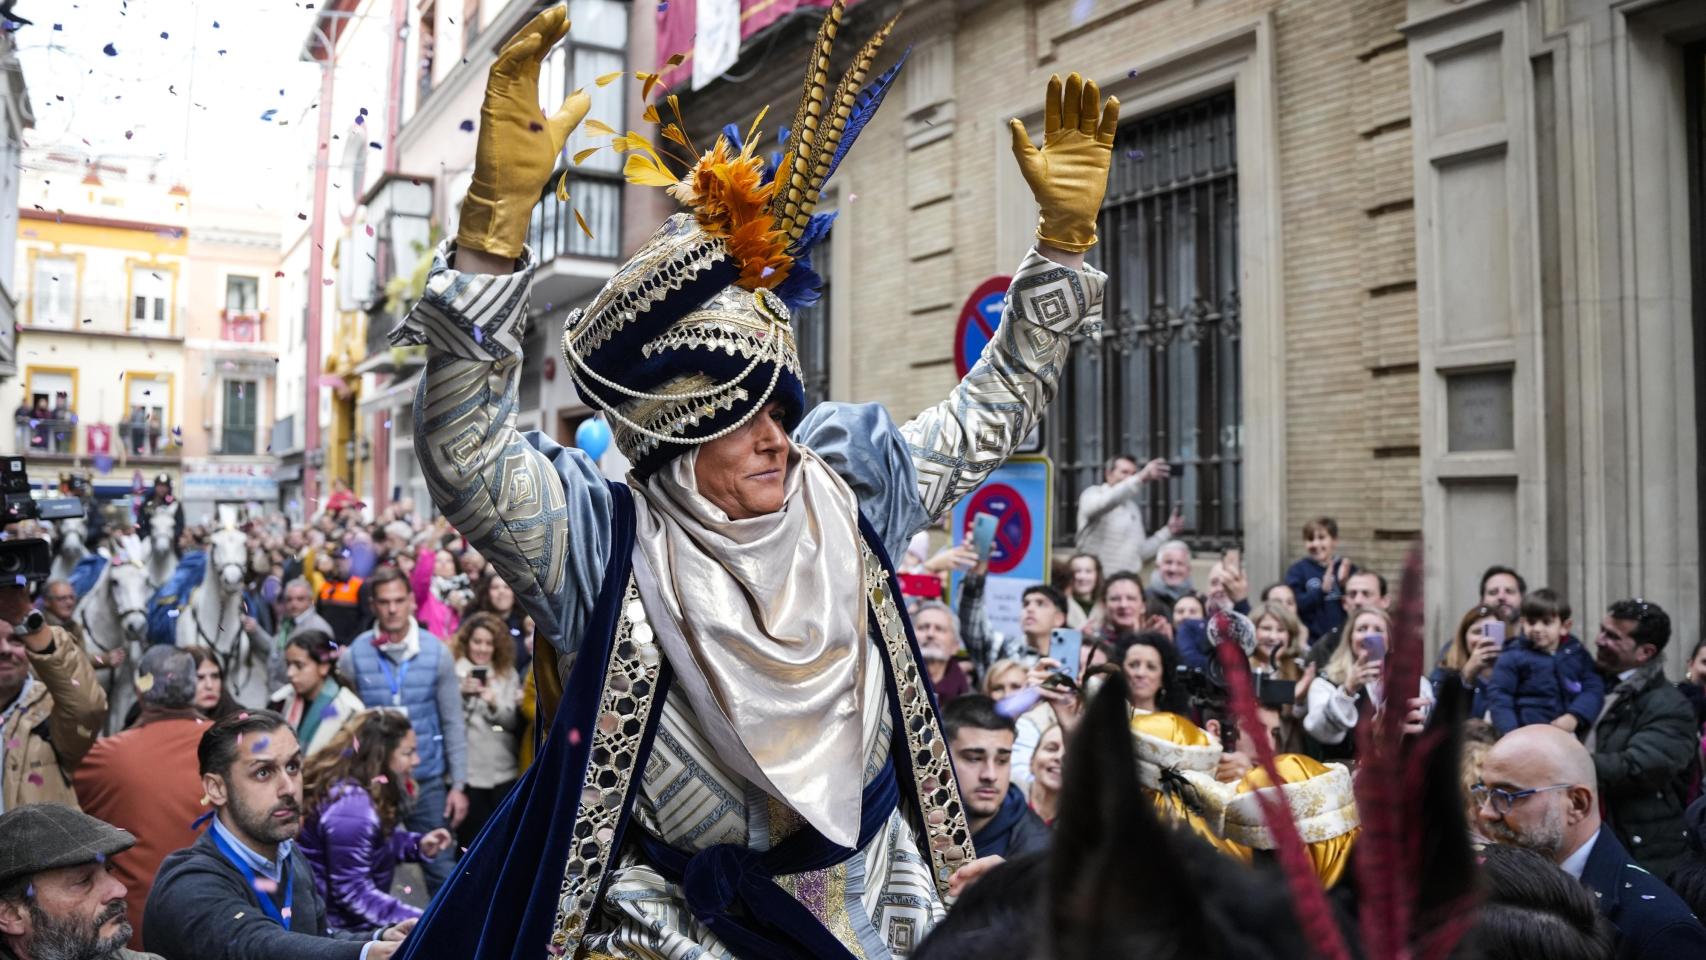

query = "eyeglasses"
[1470, 783, 1571, 815]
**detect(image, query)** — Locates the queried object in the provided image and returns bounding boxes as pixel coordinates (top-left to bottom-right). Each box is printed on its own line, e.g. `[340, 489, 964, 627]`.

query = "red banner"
[655, 0, 861, 92]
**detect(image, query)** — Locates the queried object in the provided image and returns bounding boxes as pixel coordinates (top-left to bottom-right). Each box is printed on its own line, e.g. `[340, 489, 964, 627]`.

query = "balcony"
[24, 295, 187, 340]
[220, 310, 267, 343]
[9, 417, 179, 462]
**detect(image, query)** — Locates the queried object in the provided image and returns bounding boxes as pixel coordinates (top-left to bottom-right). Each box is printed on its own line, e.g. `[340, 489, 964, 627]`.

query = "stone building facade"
[649, 0, 1701, 663]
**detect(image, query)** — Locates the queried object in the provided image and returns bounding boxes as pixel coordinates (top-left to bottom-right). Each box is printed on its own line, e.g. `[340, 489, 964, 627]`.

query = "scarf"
[379, 620, 420, 662]
[631, 444, 870, 847]
[1584, 659, 1665, 751]
[971, 785, 1032, 857]
[296, 678, 342, 750]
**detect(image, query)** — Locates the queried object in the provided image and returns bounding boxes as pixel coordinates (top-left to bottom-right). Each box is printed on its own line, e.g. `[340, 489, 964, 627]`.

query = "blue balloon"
[575, 417, 612, 461]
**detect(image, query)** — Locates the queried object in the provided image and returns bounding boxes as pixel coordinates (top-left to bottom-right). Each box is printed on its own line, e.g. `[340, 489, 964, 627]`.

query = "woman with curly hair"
[298, 710, 456, 932]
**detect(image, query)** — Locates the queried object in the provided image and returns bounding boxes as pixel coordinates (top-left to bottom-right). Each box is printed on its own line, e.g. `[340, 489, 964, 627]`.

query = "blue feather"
[721, 121, 745, 152]
[823, 49, 910, 183]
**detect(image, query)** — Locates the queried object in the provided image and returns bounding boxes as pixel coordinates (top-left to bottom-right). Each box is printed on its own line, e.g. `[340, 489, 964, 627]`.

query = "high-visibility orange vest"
[318, 576, 363, 606]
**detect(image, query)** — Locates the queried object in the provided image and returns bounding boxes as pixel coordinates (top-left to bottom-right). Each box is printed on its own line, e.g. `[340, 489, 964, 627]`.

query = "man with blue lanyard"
[143, 711, 417, 959]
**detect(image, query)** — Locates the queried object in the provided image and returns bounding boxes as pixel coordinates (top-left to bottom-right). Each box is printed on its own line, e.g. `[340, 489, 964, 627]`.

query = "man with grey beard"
[0, 804, 162, 960]
[1476, 724, 1706, 958]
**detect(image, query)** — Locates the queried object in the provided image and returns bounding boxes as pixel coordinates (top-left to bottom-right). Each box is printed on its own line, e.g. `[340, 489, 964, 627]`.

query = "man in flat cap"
[0, 804, 162, 960]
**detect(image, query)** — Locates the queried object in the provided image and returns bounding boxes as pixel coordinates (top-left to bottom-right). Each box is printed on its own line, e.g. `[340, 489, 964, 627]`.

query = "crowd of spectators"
[0, 453, 1704, 959]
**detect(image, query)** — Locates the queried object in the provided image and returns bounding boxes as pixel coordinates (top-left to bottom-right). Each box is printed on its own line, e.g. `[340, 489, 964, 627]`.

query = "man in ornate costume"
[392, 4, 1117, 958]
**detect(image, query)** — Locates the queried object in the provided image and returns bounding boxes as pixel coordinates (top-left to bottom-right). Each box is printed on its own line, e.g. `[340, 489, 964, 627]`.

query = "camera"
[0, 457, 85, 584]
[1, 457, 84, 523]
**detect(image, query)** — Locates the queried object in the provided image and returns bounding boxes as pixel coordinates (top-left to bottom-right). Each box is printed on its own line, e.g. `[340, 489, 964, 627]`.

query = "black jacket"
[1590, 661, 1699, 880]
[144, 827, 371, 960]
[1579, 825, 1706, 959]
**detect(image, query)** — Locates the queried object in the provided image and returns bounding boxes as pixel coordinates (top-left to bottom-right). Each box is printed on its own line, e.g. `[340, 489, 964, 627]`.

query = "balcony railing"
[26, 295, 188, 336]
[220, 310, 267, 342]
[9, 417, 180, 460]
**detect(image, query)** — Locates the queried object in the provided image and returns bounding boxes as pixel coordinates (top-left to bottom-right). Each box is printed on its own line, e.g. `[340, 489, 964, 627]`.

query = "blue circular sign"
[955, 277, 1012, 378]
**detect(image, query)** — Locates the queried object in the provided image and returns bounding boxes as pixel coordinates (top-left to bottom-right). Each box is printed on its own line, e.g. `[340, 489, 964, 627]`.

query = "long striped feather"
[778, 14, 898, 245]
[821, 48, 908, 186]
[772, 0, 845, 231]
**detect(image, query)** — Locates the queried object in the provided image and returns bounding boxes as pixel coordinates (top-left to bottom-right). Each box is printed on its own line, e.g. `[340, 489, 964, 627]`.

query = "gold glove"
[457, 4, 592, 260]
[1007, 73, 1120, 254]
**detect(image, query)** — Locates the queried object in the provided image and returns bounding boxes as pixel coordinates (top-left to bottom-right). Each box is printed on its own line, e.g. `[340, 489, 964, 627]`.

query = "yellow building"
[5, 151, 189, 501]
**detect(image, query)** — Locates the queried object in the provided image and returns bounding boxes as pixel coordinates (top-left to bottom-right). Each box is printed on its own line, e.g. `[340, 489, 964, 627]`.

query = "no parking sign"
[950, 456, 1053, 641]
[954, 277, 1012, 378]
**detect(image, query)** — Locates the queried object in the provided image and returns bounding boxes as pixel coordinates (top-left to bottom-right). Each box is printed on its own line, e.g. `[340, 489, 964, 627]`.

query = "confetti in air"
[253, 878, 278, 894]
[103, 43, 118, 56]
[459, 119, 475, 132]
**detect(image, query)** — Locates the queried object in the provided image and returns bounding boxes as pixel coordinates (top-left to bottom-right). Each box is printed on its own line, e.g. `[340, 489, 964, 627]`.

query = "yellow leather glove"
[457, 4, 592, 260]
[1007, 73, 1120, 254]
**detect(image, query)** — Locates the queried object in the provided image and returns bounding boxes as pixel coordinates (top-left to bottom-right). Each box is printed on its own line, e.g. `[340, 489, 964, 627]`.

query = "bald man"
[1477, 725, 1706, 959]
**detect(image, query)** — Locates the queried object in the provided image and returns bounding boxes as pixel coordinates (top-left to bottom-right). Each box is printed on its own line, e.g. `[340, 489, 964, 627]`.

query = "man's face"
[371, 580, 415, 635]
[1019, 592, 1065, 638]
[949, 726, 1014, 822]
[0, 621, 27, 695]
[208, 726, 304, 848]
[1594, 615, 1652, 674]
[333, 555, 352, 580]
[281, 584, 313, 620]
[43, 584, 76, 622]
[1481, 573, 1523, 616]
[1476, 745, 1573, 860]
[1, 862, 132, 960]
[1264, 583, 1298, 617]
[913, 608, 957, 663]
[1342, 573, 1384, 613]
[1158, 547, 1191, 587]
[1105, 580, 1143, 629]
[693, 402, 791, 521]
[1103, 457, 1138, 486]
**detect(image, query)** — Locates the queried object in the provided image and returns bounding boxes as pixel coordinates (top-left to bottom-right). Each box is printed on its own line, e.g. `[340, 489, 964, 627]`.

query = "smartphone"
[1222, 547, 1242, 573]
[996, 685, 1044, 719]
[1483, 620, 1506, 647]
[1049, 628, 1084, 683]
[1362, 633, 1387, 662]
[471, 666, 489, 684]
[970, 512, 997, 562]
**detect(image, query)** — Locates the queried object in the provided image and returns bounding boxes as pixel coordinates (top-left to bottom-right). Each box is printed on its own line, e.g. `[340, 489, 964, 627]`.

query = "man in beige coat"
[0, 584, 106, 811]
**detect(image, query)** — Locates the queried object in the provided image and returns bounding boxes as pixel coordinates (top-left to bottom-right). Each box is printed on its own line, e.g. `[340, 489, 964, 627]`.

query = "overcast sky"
[13, 0, 360, 210]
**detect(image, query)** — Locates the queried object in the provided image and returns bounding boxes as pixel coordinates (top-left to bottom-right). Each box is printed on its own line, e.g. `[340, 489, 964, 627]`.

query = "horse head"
[148, 510, 176, 555]
[106, 561, 152, 649]
[57, 517, 88, 558]
[210, 526, 248, 596]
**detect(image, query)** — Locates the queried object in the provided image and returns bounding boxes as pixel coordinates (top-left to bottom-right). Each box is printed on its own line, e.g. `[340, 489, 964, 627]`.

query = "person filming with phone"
[449, 612, 522, 850]
[1302, 607, 1433, 760]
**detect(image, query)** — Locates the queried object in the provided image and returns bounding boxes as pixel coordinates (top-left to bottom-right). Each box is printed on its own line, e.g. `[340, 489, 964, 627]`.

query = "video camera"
[0, 456, 85, 584]
[1174, 611, 1297, 752]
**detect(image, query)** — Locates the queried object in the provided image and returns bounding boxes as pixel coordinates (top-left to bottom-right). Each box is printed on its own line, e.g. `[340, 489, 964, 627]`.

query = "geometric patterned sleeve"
[899, 248, 1107, 523]
[390, 240, 613, 658]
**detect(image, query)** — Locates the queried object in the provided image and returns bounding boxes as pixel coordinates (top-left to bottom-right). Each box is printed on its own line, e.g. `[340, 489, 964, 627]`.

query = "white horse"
[75, 559, 153, 735]
[50, 517, 89, 585]
[177, 526, 269, 708]
[141, 509, 178, 588]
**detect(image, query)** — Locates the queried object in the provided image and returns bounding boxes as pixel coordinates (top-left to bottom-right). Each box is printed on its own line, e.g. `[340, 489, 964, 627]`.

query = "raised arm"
[901, 73, 1118, 521]
[388, 9, 610, 657]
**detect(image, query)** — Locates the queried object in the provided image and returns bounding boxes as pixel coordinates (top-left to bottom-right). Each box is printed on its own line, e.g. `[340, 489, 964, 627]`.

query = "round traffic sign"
[964, 482, 1032, 575]
[954, 277, 1012, 379]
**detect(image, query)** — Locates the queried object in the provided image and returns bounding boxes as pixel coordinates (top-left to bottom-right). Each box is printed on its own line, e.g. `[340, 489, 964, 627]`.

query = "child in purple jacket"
[298, 709, 454, 932]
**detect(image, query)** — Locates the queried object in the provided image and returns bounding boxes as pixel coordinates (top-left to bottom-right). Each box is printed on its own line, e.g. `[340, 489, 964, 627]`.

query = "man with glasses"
[1477, 724, 1706, 957]
[1584, 598, 1697, 881]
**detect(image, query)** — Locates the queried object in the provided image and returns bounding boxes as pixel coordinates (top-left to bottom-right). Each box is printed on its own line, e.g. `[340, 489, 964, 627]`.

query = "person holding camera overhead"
[0, 580, 105, 811]
[450, 612, 521, 848]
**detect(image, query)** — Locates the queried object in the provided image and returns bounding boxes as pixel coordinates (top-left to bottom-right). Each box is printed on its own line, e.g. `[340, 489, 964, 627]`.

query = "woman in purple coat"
[298, 709, 455, 932]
